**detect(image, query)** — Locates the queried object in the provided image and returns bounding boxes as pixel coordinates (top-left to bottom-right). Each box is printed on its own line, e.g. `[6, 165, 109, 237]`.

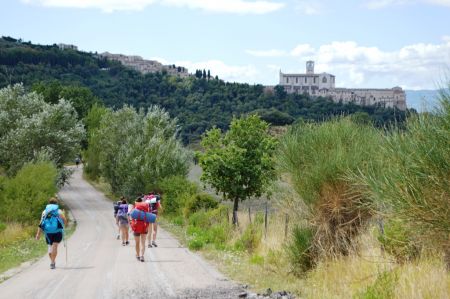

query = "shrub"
[170, 215, 184, 226]
[277, 119, 379, 259]
[378, 219, 420, 263]
[235, 224, 262, 252]
[208, 224, 231, 248]
[158, 176, 198, 215]
[286, 226, 314, 276]
[183, 193, 218, 218]
[188, 210, 211, 229]
[188, 237, 206, 250]
[0, 161, 57, 224]
[357, 91, 450, 262]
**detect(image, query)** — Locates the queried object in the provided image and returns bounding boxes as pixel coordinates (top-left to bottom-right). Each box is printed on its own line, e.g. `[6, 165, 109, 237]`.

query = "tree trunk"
[232, 197, 239, 226]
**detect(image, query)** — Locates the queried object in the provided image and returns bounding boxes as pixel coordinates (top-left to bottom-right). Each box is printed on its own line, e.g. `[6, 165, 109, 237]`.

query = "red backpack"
[130, 202, 149, 233]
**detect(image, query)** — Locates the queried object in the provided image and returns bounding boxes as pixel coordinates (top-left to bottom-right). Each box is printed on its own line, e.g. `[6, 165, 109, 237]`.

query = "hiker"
[145, 193, 162, 248]
[130, 197, 150, 262]
[113, 200, 122, 239]
[75, 156, 81, 168]
[35, 197, 67, 269]
[116, 198, 129, 246]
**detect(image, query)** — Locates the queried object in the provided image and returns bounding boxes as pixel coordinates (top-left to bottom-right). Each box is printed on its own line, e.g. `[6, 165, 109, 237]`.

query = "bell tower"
[306, 61, 314, 74]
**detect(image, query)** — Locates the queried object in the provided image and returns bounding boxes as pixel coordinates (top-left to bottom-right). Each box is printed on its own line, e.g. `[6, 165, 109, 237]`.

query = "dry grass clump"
[277, 119, 381, 266]
[312, 181, 372, 258]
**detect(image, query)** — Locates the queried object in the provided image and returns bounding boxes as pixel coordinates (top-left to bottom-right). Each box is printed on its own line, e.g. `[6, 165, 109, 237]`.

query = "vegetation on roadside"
[198, 115, 277, 224]
[83, 105, 190, 197]
[0, 84, 82, 275]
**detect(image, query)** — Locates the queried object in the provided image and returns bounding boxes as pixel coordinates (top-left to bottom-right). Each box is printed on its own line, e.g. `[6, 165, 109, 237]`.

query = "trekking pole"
[64, 234, 68, 266]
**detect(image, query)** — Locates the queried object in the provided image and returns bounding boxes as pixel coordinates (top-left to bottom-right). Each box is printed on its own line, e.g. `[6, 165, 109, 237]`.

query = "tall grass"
[277, 119, 381, 261]
[356, 91, 450, 264]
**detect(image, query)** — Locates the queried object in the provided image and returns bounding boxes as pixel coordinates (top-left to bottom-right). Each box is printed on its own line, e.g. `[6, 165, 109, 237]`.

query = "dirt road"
[0, 167, 239, 298]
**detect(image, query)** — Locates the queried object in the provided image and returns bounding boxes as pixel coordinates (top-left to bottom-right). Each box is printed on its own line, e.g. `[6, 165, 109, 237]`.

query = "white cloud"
[282, 39, 450, 89]
[290, 44, 315, 57]
[176, 59, 259, 83]
[245, 49, 286, 57]
[366, 0, 450, 9]
[295, 0, 323, 15]
[21, 0, 285, 13]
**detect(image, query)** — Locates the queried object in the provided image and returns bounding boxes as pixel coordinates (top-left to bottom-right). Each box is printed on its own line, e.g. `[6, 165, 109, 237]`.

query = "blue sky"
[1, 0, 450, 89]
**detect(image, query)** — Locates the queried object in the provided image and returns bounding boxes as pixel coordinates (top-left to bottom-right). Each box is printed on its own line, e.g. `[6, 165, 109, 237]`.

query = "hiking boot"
[140, 256, 145, 262]
[50, 263, 55, 269]
[148, 243, 152, 248]
[152, 241, 157, 247]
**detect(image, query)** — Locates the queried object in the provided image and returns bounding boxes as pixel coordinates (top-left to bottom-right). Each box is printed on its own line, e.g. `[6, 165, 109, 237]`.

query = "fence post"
[378, 217, 385, 256]
[248, 207, 251, 224]
[284, 213, 289, 240]
[264, 202, 268, 239]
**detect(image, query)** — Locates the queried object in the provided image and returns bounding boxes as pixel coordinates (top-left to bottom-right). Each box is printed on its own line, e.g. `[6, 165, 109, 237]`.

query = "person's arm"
[35, 227, 42, 240]
[60, 213, 68, 226]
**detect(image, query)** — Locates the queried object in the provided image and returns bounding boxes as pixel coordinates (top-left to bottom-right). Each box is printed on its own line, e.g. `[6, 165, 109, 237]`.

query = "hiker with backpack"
[116, 198, 129, 246]
[35, 197, 67, 269]
[145, 193, 162, 248]
[130, 197, 150, 262]
[113, 200, 122, 240]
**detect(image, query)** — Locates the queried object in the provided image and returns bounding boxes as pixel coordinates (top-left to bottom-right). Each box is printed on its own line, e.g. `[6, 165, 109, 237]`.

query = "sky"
[1, 0, 450, 90]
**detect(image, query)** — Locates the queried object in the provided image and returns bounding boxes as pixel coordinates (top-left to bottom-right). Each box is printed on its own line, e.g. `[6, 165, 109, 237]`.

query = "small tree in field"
[198, 115, 277, 225]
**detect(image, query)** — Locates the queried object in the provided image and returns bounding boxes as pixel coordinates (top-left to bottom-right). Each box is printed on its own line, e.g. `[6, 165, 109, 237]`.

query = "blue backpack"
[41, 204, 64, 234]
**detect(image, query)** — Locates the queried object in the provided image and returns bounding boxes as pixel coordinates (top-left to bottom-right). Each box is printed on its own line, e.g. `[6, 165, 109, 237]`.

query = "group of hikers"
[35, 192, 162, 269]
[113, 192, 162, 262]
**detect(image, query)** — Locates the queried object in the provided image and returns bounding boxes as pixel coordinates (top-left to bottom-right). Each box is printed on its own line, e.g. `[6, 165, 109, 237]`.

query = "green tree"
[198, 115, 277, 225]
[93, 105, 190, 196]
[0, 84, 85, 175]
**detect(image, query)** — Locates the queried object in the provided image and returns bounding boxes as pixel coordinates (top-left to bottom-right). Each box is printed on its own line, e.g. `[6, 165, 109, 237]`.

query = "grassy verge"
[0, 218, 76, 280]
[161, 213, 450, 298]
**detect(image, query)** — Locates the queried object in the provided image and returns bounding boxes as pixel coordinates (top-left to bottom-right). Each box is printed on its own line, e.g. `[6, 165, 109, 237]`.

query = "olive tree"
[198, 115, 277, 225]
[94, 105, 190, 197]
[0, 84, 85, 175]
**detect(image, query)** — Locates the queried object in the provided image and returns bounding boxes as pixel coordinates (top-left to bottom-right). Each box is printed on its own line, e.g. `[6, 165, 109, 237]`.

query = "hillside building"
[279, 61, 407, 110]
[100, 52, 189, 78]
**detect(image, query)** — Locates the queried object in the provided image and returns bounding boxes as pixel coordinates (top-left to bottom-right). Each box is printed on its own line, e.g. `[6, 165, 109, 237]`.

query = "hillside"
[0, 36, 411, 143]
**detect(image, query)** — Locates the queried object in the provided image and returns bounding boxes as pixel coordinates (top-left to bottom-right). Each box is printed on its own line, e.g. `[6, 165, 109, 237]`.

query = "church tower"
[306, 60, 314, 74]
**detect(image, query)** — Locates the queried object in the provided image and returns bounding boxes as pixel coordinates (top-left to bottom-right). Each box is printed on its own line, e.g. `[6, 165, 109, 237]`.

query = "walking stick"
[64, 233, 68, 266]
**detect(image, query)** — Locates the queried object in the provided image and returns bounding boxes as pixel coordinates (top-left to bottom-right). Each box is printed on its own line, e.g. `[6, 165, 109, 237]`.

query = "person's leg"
[134, 234, 140, 259]
[50, 242, 59, 264]
[140, 234, 146, 257]
[147, 225, 152, 247]
[120, 226, 126, 245]
[152, 222, 158, 242]
[125, 225, 129, 243]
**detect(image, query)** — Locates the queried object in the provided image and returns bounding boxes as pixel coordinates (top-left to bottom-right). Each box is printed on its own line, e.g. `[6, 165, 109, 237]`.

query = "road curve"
[0, 167, 239, 299]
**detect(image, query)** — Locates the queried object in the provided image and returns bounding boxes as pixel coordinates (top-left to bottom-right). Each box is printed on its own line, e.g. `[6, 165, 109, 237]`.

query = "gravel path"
[0, 167, 240, 299]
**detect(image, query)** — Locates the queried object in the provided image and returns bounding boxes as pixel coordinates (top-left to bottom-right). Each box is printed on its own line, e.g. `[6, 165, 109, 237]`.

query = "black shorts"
[133, 231, 147, 237]
[45, 232, 63, 245]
